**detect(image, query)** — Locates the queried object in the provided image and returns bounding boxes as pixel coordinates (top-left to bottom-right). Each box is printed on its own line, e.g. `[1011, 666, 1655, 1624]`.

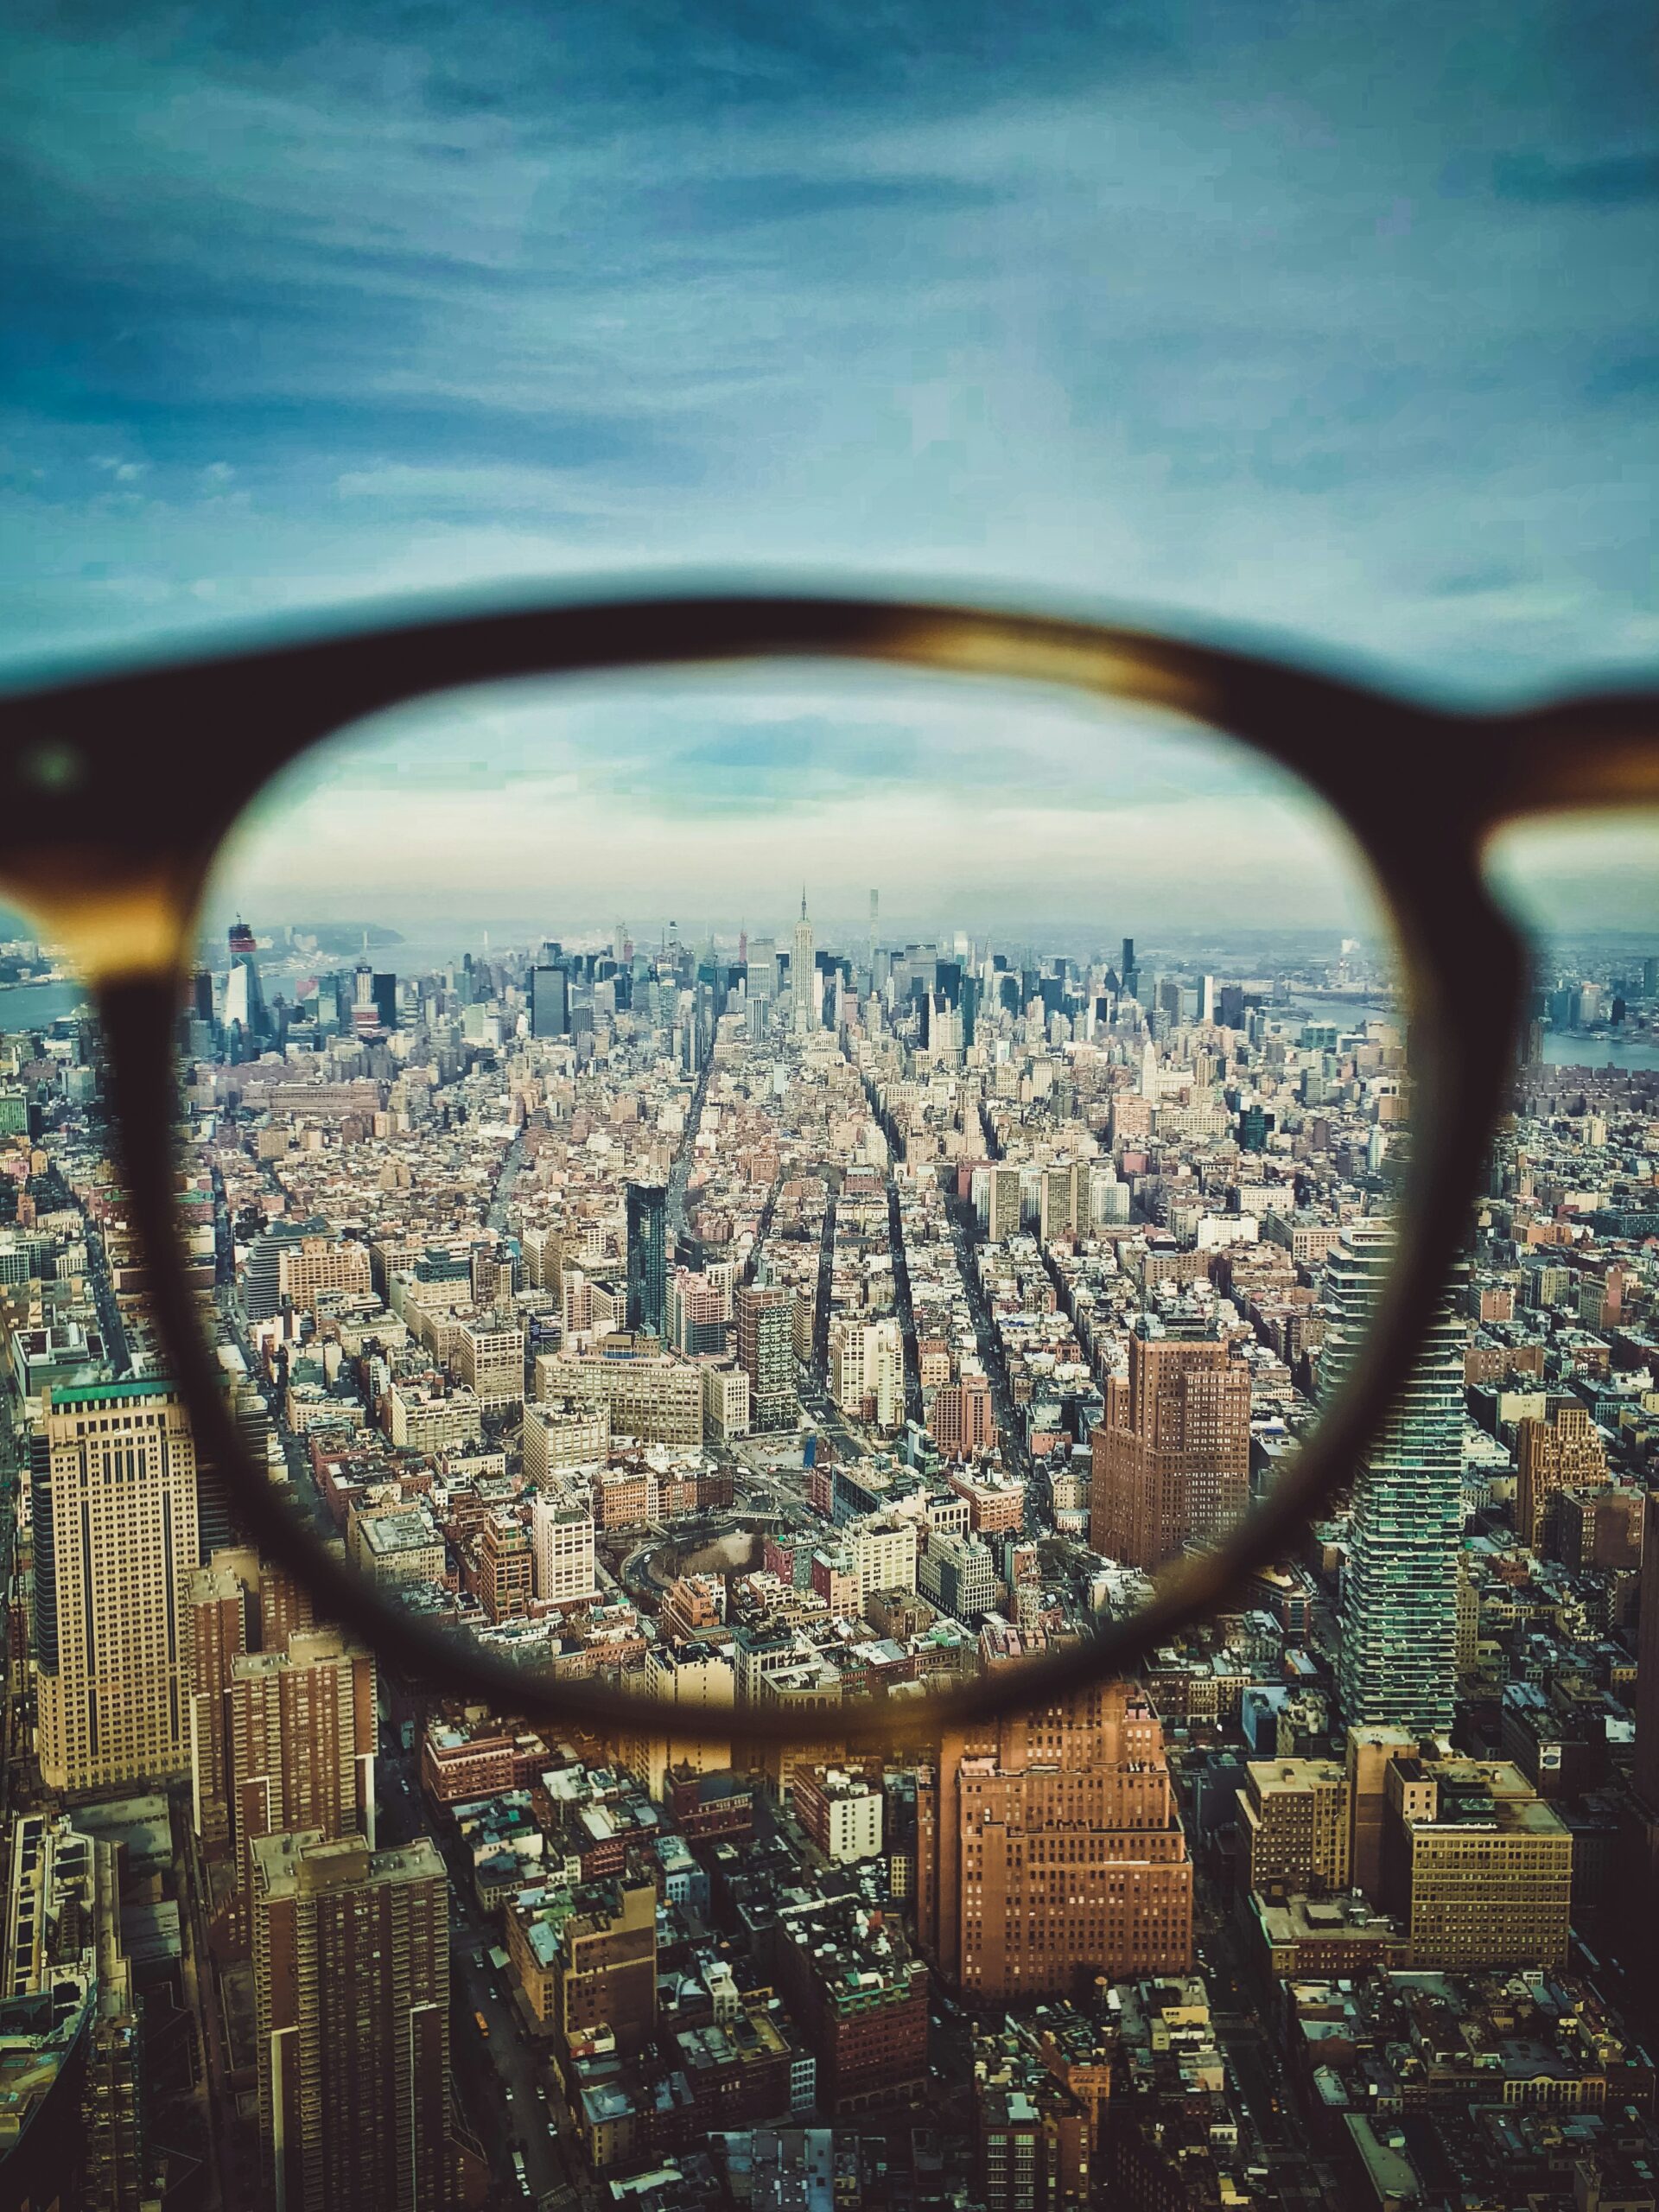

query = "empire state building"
[792, 891, 817, 1035]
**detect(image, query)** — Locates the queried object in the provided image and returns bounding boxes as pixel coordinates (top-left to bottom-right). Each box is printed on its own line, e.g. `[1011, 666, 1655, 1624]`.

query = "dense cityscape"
[1, 890, 1657, 2212]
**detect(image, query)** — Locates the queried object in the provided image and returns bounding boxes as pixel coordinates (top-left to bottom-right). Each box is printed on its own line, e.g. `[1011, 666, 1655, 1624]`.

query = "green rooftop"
[50, 1378, 176, 1408]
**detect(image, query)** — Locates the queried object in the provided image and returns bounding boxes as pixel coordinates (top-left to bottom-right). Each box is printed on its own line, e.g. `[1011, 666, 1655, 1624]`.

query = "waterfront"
[1541, 1032, 1659, 1071]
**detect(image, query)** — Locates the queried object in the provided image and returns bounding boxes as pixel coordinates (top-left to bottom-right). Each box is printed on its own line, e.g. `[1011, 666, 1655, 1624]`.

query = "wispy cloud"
[1, 0, 1656, 736]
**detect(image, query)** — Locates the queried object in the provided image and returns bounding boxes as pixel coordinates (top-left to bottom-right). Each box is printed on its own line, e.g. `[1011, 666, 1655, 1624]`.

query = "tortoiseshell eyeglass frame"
[2, 587, 1654, 1746]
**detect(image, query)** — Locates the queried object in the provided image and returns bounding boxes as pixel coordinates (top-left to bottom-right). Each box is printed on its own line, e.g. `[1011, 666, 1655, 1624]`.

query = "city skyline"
[4, 847, 1659, 2209]
[2, 4, 1656, 2201]
[205, 674, 1398, 933]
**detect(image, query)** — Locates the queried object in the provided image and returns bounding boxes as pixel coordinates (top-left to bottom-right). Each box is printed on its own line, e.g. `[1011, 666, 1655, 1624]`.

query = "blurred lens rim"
[9, 582, 1645, 1740]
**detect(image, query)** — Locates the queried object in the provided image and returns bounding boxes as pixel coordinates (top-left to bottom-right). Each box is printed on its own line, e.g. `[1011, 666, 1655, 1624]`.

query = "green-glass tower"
[1321, 1221, 1467, 1738]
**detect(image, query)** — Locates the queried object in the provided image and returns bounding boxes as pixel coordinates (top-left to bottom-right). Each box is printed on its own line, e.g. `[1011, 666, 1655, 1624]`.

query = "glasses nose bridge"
[0, 844, 200, 990]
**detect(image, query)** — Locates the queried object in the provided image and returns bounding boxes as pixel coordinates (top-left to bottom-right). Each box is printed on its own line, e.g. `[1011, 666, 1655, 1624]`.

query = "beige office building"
[702, 1363, 751, 1441]
[385, 1381, 482, 1452]
[349, 1501, 447, 1589]
[1384, 1758, 1573, 1970]
[35, 1380, 200, 1793]
[276, 1236, 373, 1315]
[454, 1313, 526, 1411]
[533, 1348, 704, 1446]
[522, 1396, 611, 1481]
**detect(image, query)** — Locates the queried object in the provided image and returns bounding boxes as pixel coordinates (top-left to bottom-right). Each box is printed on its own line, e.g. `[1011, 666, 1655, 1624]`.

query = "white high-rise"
[829, 1319, 905, 1430]
[531, 1494, 597, 1605]
[793, 891, 817, 1035]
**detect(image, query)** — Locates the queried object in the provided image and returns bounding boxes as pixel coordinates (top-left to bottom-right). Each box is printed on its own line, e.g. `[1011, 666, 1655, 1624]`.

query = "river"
[1539, 1033, 1659, 1071]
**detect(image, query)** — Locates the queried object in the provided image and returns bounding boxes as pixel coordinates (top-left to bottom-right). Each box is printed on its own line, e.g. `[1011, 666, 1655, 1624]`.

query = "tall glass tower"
[625, 1182, 667, 1338]
[1322, 1221, 1467, 1738]
[223, 917, 270, 1046]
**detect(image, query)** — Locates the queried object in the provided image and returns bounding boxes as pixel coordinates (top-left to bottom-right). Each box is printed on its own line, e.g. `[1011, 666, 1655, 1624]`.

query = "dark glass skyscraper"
[626, 1182, 667, 1338]
[531, 963, 569, 1038]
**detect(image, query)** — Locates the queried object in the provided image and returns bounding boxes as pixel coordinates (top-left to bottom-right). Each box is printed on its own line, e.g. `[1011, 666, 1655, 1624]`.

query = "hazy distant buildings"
[223, 917, 270, 1046]
[747, 937, 776, 1032]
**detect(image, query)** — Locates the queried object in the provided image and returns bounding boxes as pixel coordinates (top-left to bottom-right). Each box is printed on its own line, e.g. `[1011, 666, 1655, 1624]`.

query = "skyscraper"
[735, 1281, 798, 1433]
[793, 891, 817, 1036]
[189, 1547, 260, 1855]
[530, 1494, 598, 1605]
[917, 1687, 1194, 1999]
[531, 963, 569, 1039]
[626, 1181, 668, 1337]
[1325, 1223, 1467, 1738]
[226, 1624, 378, 1948]
[746, 937, 776, 1033]
[1634, 1490, 1659, 1818]
[35, 1379, 200, 1793]
[1516, 1400, 1608, 1551]
[223, 918, 269, 1045]
[251, 1829, 451, 2212]
[1089, 1318, 1251, 1569]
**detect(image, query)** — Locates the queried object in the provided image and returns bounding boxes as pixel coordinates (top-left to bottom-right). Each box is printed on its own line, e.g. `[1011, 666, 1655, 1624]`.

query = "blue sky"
[3, 2, 1657, 933]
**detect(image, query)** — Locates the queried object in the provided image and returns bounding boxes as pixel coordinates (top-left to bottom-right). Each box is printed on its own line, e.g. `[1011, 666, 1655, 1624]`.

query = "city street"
[943, 1192, 1032, 1487]
[375, 1740, 588, 2210]
[1194, 1895, 1343, 2206]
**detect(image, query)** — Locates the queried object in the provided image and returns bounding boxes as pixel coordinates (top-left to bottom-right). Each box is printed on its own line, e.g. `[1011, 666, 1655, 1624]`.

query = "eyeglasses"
[2, 585, 1654, 1743]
